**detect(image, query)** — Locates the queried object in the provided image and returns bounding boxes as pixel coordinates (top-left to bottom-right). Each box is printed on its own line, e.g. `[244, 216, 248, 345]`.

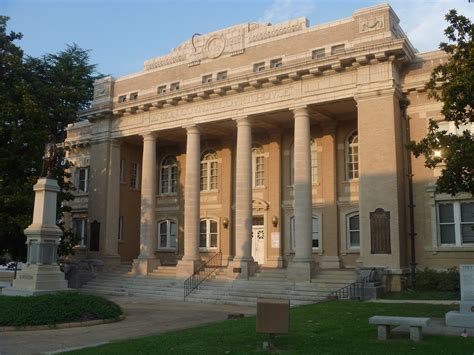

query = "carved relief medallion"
[359, 16, 384, 33]
[205, 34, 226, 59]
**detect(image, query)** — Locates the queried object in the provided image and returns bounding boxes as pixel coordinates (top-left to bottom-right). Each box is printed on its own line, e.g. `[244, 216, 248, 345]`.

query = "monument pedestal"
[445, 265, 474, 329]
[3, 178, 69, 296]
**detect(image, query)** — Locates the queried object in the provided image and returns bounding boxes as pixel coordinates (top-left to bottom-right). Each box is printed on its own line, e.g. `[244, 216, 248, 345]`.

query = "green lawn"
[0, 292, 122, 327]
[383, 290, 460, 300]
[64, 301, 473, 354]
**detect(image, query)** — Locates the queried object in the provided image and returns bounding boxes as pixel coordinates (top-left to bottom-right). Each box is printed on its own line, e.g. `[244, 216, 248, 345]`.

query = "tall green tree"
[0, 16, 100, 259]
[409, 10, 474, 195]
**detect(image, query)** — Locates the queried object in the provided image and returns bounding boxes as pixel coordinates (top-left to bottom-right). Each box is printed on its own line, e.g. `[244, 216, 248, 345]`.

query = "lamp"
[271, 215, 278, 227]
[223, 217, 229, 229]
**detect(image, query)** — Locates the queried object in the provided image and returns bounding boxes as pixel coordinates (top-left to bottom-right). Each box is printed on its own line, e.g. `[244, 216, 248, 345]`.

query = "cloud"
[259, 0, 315, 24]
[390, 0, 474, 52]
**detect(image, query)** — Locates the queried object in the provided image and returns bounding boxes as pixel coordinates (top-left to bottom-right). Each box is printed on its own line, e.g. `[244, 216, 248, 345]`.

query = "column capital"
[233, 116, 250, 126]
[141, 132, 157, 141]
[290, 105, 309, 115]
[183, 124, 200, 134]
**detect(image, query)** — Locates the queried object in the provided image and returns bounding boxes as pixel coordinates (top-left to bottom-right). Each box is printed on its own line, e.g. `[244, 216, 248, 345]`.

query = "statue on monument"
[41, 134, 57, 178]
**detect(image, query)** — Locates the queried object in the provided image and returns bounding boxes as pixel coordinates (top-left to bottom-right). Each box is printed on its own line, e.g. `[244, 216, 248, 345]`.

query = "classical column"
[230, 116, 255, 278]
[176, 125, 202, 277]
[132, 133, 159, 275]
[288, 106, 314, 282]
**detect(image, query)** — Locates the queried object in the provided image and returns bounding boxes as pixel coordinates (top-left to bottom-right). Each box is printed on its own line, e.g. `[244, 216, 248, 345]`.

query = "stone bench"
[369, 316, 431, 342]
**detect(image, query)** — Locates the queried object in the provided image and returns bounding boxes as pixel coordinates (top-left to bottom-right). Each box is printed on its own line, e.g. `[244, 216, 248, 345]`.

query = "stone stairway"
[79, 264, 357, 307]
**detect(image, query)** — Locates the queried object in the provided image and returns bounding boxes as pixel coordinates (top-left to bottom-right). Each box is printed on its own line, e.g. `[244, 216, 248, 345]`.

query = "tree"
[409, 10, 474, 195]
[0, 16, 101, 260]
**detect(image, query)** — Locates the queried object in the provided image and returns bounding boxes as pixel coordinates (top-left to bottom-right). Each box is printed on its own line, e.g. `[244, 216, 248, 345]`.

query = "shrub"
[0, 292, 122, 327]
[416, 267, 460, 292]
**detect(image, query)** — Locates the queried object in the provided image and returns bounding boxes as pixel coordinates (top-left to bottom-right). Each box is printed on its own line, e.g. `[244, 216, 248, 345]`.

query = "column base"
[265, 256, 285, 268]
[228, 259, 257, 279]
[3, 264, 69, 296]
[320, 256, 341, 269]
[287, 260, 315, 282]
[131, 257, 160, 276]
[175, 259, 202, 278]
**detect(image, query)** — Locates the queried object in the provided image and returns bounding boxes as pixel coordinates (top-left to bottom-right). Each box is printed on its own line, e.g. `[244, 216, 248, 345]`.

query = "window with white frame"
[312, 48, 325, 59]
[217, 71, 227, 81]
[157, 220, 177, 249]
[252, 144, 265, 187]
[253, 62, 265, 72]
[270, 58, 282, 68]
[290, 215, 320, 250]
[160, 156, 178, 194]
[437, 201, 474, 246]
[118, 216, 123, 240]
[130, 161, 140, 189]
[157, 85, 167, 94]
[73, 218, 87, 247]
[310, 139, 318, 184]
[76, 167, 89, 192]
[202, 74, 212, 84]
[170, 82, 180, 91]
[331, 44, 345, 55]
[200, 150, 218, 191]
[200, 219, 218, 249]
[346, 131, 359, 180]
[119, 159, 125, 183]
[346, 212, 360, 249]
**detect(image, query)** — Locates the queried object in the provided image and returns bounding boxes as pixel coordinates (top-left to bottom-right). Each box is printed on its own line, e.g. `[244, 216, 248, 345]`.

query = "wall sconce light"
[222, 217, 229, 229]
[271, 215, 278, 227]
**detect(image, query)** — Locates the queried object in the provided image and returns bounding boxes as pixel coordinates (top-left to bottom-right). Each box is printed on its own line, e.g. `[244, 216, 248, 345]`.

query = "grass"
[383, 290, 460, 300]
[64, 301, 473, 354]
[0, 292, 122, 327]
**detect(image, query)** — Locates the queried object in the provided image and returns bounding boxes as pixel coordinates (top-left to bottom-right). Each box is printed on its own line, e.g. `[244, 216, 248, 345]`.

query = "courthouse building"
[65, 4, 474, 289]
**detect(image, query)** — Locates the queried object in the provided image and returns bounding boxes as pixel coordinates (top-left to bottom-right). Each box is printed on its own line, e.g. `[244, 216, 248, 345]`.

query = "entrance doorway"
[252, 216, 265, 264]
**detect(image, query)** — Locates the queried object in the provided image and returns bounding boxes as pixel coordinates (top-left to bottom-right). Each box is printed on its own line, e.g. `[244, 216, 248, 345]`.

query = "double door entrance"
[251, 216, 265, 264]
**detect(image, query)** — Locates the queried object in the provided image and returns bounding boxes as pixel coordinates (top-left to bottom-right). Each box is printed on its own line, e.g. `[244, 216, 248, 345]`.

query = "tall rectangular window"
[130, 162, 140, 189]
[77, 167, 89, 193]
[119, 159, 125, 183]
[73, 218, 87, 247]
[118, 216, 123, 240]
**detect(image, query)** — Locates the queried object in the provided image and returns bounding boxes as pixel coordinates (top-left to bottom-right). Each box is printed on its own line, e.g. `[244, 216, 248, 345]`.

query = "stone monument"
[3, 137, 68, 296]
[445, 265, 474, 328]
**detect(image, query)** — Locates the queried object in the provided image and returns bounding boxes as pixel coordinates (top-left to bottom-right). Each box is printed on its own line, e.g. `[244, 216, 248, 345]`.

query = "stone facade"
[64, 4, 474, 290]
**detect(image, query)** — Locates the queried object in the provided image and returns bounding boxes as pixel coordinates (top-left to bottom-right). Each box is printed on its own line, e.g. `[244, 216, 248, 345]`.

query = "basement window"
[157, 85, 167, 94]
[170, 82, 180, 91]
[331, 44, 345, 55]
[312, 48, 325, 59]
[217, 71, 228, 81]
[202, 74, 212, 84]
[253, 62, 265, 72]
[130, 92, 138, 100]
[118, 95, 126, 103]
[270, 58, 282, 68]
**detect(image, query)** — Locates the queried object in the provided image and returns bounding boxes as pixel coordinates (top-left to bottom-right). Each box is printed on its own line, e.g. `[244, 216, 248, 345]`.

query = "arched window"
[346, 131, 359, 180]
[200, 150, 218, 191]
[310, 139, 318, 184]
[290, 140, 318, 185]
[290, 215, 320, 250]
[157, 220, 177, 249]
[252, 144, 265, 187]
[199, 219, 218, 249]
[160, 156, 178, 194]
[346, 212, 360, 249]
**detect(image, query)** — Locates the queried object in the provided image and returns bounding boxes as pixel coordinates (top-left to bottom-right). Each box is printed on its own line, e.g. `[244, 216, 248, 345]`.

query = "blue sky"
[2, 0, 473, 78]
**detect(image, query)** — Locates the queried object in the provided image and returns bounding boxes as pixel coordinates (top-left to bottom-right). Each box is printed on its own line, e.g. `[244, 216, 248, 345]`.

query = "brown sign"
[370, 208, 391, 254]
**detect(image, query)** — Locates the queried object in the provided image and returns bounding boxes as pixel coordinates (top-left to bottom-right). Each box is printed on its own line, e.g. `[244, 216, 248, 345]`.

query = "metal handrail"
[183, 252, 222, 301]
[330, 281, 366, 301]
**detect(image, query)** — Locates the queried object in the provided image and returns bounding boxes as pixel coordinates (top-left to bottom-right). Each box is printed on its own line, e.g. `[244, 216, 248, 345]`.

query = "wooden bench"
[369, 316, 431, 342]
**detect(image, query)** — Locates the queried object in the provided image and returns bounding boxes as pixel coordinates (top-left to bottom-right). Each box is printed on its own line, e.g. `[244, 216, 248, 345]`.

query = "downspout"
[401, 99, 417, 287]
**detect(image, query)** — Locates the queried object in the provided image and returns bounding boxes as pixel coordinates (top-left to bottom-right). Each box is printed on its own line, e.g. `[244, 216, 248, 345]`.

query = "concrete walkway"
[0, 296, 256, 355]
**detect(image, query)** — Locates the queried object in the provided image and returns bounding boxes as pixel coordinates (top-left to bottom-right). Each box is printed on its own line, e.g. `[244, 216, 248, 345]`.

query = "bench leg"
[377, 325, 390, 340]
[409, 326, 422, 342]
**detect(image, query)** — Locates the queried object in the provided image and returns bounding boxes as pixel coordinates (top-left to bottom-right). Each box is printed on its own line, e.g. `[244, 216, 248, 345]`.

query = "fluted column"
[132, 133, 159, 275]
[176, 125, 202, 276]
[234, 117, 253, 262]
[288, 106, 314, 281]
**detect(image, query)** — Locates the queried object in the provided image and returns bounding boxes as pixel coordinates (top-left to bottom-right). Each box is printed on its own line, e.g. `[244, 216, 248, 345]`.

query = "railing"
[183, 252, 222, 301]
[331, 281, 366, 301]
